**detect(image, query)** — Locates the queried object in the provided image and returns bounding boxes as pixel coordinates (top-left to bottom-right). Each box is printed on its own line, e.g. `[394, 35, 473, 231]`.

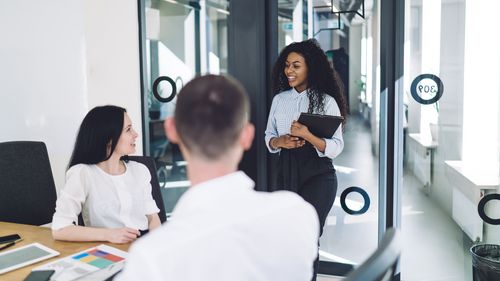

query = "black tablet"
[24, 270, 55, 281]
[297, 113, 344, 139]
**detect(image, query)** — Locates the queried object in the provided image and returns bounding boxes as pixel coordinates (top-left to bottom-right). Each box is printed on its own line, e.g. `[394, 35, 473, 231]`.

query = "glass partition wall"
[280, 0, 381, 276]
[205, 0, 229, 74]
[278, 0, 309, 51]
[402, 0, 500, 280]
[139, 0, 229, 215]
[138, 0, 500, 280]
[278, 0, 500, 280]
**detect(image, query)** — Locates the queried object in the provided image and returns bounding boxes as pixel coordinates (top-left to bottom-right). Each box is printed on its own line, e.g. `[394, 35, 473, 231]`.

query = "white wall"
[370, 3, 381, 156]
[430, 0, 465, 214]
[0, 0, 88, 190]
[84, 0, 143, 157]
[407, 3, 421, 134]
[0, 0, 143, 190]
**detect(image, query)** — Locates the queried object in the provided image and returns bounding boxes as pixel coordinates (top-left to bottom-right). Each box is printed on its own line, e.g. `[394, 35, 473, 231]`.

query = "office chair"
[343, 228, 401, 281]
[125, 155, 167, 223]
[0, 141, 57, 225]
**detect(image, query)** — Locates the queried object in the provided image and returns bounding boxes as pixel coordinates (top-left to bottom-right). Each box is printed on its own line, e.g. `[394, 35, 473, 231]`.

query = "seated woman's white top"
[52, 161, 160, 231]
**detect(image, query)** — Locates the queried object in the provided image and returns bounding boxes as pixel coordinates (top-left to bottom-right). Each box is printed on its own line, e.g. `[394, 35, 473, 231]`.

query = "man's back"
[117, 172, 319, 281]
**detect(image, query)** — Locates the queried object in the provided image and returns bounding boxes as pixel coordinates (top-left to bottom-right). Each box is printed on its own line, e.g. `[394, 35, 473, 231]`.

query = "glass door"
[205, 0, 229, 74]
[402, 1, 500, 280]
[139, 0, 229, 217]
[277, 0, 309, 52]
[290, 2, 500, 280]
[314, 0, 381, 275]
[141, 0, 197, 216]
[277, 0, 382, 277]
[138, 1, 500, 280]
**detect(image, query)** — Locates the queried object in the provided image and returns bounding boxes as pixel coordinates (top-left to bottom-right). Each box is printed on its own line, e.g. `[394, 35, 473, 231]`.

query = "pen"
[0, 238, 23, 251]
[0, 241, 15, 251]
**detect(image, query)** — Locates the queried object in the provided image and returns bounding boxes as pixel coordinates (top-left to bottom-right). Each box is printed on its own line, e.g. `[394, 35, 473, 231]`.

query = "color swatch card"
[33, 244, 127, 281]
[71, 247, 124, 269]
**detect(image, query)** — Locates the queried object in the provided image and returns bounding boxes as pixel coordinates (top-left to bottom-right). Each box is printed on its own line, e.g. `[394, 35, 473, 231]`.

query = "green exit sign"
[282, 22, 293, 31]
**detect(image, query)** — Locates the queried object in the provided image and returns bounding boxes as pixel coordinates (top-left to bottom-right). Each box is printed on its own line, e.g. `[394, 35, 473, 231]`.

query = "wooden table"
[0, 222, 130, 281]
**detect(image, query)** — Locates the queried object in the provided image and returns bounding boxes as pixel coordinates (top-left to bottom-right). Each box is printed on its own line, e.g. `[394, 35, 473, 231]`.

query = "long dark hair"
[68, 105, 126, 169]
[271, 39, 347, 125]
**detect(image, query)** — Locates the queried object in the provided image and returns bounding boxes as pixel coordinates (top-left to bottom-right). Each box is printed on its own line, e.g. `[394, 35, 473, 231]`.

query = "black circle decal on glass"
[410, 74, 444, 105]
[478, 194, 500, 225]
[153, 76, 176, 103]
[340, 186, 370, 215]
[175, 76, 184, 90]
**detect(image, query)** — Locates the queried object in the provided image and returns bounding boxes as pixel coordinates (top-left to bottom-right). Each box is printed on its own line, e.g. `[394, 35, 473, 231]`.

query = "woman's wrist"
[306, 133, 326, 152]
[302, 131, 314, 143]
[270, 137, 280, 149]
[101, 228, 111, 242]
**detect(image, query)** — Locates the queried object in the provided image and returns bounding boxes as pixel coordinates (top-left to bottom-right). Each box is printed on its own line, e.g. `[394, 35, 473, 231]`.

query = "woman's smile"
[284, 52, 308, 92]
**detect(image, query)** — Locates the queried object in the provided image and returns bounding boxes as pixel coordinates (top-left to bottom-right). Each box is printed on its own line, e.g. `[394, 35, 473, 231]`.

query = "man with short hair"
[116, 75, 319, 281]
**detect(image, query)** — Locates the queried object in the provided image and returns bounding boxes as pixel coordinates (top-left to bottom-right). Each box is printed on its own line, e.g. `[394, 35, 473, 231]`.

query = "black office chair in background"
[125, 155, 167, 224]
[343, 228, 401, 281]
[0, 141, 57, 225]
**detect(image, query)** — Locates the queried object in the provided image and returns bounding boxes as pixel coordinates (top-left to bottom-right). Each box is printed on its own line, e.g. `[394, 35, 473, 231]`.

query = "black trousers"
[298, 171, 337, 281]
[276, 144, 337, 281]
[299, 171, 337, 237]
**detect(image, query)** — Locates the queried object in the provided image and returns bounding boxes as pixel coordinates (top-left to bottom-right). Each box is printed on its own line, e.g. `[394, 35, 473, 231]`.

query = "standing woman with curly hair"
[265, 39, 347, 280]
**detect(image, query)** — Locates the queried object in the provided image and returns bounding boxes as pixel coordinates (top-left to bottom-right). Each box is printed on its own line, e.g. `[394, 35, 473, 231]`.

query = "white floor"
[319, 115, 379, 265]
[318, 115, 472, 281]
[318, 275, 342, 281]
[400, 171, 472, 281]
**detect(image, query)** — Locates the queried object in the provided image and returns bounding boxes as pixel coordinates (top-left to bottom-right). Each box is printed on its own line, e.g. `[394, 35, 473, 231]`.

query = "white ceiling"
[277, 0, 373, 25]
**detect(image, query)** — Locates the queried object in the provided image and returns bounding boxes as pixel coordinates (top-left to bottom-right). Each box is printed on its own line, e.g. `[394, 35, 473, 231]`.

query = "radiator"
[408, 134, 433, 194]
[445, 160, 499, 243]
[452, 188, 483, 242]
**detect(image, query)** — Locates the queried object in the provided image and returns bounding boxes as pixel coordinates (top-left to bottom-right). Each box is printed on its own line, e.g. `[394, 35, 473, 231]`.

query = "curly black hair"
[271, 39, 347, 125]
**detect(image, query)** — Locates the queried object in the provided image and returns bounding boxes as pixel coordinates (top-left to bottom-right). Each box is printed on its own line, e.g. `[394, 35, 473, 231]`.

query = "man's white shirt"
[116, 171, 319, 281]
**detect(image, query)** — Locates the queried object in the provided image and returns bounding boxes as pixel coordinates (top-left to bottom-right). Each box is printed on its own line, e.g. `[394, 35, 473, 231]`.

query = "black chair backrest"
[0, 141, 57, 225]
[344, 228, 401, 281]
[125, 155, 167, 223]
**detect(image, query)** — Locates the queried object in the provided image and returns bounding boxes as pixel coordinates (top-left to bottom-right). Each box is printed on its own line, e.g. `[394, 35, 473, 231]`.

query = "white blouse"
[264, 88, 344, 159]
[51, 161, 160, 231]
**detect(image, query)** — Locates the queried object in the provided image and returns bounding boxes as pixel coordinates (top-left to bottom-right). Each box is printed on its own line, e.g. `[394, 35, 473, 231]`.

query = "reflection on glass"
[143, 0, 229, 215]
[304, 0, 381, 270]
[403, 0, 500, 280]
[271, 27, 377, 268]
[278, 0, 309, 51]
[313, 6, 342, 37]
[145, 0, 196, 214]
[205, 0, 229, 74]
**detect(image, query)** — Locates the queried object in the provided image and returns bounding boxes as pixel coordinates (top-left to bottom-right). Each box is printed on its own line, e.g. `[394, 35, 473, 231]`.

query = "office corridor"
[318, 114, 472, 281]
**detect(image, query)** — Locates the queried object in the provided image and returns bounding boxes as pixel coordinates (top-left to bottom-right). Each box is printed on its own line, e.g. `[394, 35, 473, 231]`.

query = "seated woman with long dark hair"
[52, 105, 161, 244]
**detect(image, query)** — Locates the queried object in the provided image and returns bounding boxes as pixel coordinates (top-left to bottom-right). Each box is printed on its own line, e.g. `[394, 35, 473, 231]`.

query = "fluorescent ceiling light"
[216, 8, 229, 15]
